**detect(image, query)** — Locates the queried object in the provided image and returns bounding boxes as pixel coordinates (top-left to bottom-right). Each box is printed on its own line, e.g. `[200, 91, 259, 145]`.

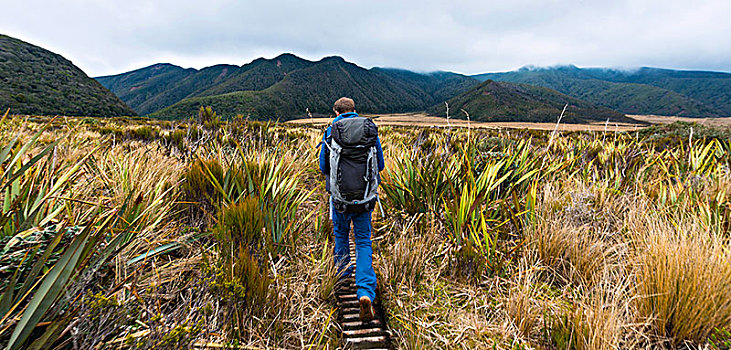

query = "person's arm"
[376, 137, 385, 172]
[319, 128, 330, 175]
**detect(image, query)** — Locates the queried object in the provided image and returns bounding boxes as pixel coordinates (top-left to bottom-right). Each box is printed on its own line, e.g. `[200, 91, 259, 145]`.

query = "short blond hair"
[333, 97, 355, 114]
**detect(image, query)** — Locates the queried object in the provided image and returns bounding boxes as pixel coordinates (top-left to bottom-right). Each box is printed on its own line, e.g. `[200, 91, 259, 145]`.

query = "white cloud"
[1, 0, 729, 76]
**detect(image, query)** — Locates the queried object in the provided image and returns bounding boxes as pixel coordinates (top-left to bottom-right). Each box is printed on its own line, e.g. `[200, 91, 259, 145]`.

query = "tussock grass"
[378, 214, 444, 290]
[503, 259, 545, 339]
[530, 184, 624, 287]
[1, 115, 730, 349]
[631, 215, 731, 344]
[551, 275, 637, 350]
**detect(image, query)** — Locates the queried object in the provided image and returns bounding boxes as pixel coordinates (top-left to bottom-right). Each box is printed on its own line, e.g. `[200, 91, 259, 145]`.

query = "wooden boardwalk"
[335, 237, 390, 349]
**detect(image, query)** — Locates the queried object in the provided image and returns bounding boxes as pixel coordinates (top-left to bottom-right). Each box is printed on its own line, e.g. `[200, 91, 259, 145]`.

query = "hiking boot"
[359, 296, 375, 322]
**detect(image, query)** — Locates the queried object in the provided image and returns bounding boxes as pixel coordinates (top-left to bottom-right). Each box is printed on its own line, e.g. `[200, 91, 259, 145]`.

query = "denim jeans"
[331, 200, 377, 301]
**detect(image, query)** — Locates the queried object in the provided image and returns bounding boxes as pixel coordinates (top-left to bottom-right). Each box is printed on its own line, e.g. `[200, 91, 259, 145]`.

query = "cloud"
[1, 0, 729, 76]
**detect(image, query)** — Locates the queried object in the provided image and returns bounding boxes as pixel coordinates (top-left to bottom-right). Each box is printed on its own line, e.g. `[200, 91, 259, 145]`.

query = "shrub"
[128, 126, 159, 141]
[162, 129, 186, 153]
[205, 197, 273, 337]
[180, 159, 226, 223]
[197, 106, 220, 131]
[97, 125, 124, 139]
[214, 196, 267, 250]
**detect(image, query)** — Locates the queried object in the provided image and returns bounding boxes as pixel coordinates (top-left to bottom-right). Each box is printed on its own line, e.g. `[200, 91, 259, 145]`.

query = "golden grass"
[503, 258, 545, 340]
[529, 184, 622, 287]
[377, 214, 444, 290]
[558, 275, 637, 350]
[287, 112, 731, 132]
[1, 114, 729, 349]
[630, 215, 731, 344]
[287, 112, 648, 131]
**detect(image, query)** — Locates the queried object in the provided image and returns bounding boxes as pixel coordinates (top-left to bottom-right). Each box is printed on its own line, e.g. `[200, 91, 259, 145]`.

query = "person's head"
[333, 97, 355, 116]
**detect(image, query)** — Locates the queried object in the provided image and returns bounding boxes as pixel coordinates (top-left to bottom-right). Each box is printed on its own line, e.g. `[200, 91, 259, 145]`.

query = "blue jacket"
[319, 112, 385, 192]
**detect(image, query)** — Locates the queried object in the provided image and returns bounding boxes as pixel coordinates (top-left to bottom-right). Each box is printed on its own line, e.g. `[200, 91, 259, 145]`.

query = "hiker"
[319, 97, 385, 322]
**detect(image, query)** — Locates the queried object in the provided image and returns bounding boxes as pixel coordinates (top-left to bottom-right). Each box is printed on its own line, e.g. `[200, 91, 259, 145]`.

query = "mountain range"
[473, 65, 731, 117]
[96, 55, 479, 120]
[1, 33, 728, 122]
[99, 57, 730, 121]
[0, 34, 135, 117]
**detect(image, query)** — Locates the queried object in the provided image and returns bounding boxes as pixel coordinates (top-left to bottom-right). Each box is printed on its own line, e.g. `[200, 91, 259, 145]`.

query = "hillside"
[95, 63, 196, 115]
[154, 57, 428, 120]
[97, 54, 479, 119]
[582, 67, 731, 115]
[433, 79, 636, 124]
[473, 65, 727, 117]
[0, 34, 135, 117]
[371, 68, 480, 104]
[96, 54, 315, 115]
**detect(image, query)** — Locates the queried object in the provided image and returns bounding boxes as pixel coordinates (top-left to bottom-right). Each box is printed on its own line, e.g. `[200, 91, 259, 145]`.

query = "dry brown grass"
[529, 184, 624, 287]
[377, 214, 445, 290]
[630, 215, 731, 345]
[287, 112, 650, 131]
[288, 113, 731, 134]
[629, 114, 731, 127]
[503, 258, 546, 340]
[556, 275, 637, 350]
[2, 114, 730, 349]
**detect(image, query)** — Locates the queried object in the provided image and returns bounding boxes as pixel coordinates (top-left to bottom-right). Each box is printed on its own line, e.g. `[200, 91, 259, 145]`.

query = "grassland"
[288, 112, 731, 131]
[0, 110, 730, 349]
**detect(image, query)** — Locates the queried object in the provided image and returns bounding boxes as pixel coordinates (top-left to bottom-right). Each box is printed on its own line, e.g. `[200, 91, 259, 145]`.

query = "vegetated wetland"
[1, 109, 730, 349]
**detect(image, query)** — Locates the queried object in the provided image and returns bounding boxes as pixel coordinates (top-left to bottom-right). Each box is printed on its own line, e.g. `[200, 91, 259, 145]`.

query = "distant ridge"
[472, 65, 731, 117]
[0, 34, 135, 117]
[431, 79, 637, 124]
[97, 54, 731, 121]
[97, 54, 479, 120]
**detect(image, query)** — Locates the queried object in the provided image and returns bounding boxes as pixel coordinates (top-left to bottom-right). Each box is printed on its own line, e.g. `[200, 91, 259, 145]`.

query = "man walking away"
[319, 97, 385, 322]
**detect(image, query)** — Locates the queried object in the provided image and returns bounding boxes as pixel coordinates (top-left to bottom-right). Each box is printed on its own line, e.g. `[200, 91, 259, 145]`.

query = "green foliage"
[440, 140, 541, 277]
[205, 197, 273, 334]
[0, 124, 176, 349]
[97, 55, 313, 116]
[0, 34, 136, 117]
[547, 313, 577, 350]
[433, 80, 634, 124]
[235, 154, 313, 253]
[214, 196, 267, 250]
[162, 129, 186, 153]
[197, 106, 221, 130]
[116, 55, 477, 120]
[710, 327, 731, 349]
[382, 136, 547, 278]
[128, 125, 159, 141]
[638, 121, 731, 150]
[475, 65, 729, 117]
[180, 158, 229, 222]
[1, 127, 66, 237]
[159, 321, 205, 348]
[180, 144, 312, 252]
[381, 154, 458, 215]
[96, 63, 196, 115]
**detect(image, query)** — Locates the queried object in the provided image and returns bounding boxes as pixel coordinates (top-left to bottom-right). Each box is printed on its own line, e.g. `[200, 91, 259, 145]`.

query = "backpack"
[325, 116, 379, 213]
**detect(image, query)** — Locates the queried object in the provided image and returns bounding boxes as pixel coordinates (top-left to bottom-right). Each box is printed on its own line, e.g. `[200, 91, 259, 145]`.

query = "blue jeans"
[331, 200, 377, 301]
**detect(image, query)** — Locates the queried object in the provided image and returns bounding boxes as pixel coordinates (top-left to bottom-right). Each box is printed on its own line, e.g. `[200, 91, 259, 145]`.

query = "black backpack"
[325, 117, 379, 213]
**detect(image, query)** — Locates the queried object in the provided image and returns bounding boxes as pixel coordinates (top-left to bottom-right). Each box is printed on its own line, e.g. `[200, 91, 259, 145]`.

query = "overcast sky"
[2, 0, 730, 77]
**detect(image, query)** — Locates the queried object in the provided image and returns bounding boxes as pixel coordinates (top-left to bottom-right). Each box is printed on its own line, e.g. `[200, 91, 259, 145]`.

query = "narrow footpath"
[335, 237, 390, 349]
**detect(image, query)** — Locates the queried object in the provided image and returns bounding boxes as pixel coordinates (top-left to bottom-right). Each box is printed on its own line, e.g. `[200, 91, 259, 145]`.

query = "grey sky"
[2, 0, 730, 77]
